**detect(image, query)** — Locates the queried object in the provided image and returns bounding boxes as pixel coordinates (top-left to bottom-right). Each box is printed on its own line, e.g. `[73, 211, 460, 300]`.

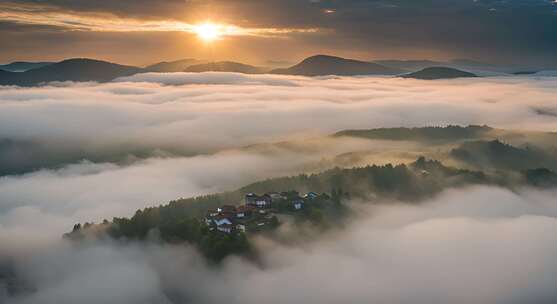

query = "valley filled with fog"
[2, 73, 557, 304]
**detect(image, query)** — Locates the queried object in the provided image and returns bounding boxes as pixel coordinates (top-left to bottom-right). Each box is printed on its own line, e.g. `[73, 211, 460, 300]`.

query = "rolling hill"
[184, 61, 266, 74]
[0, 61, 54, 72]
[145, 59, 206, 72]
[334, 125, 494, 142]
[271, 55, 405, 76]
[0, 58, 144, 86]
[401, 67, 477, 80]
[373, 60, 445, 71]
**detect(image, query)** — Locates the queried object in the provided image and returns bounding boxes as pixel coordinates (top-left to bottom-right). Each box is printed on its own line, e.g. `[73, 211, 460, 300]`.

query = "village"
[204, 191, 321, 234]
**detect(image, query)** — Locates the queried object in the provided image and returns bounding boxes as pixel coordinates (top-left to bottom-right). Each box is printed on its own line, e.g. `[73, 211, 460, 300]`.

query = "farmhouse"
[236, 204, 256, 218]
[217, 223, 233, 234]
[304, 192, 319, 200]
[291, 198, 304, 210]
[245, 193, 272, 208]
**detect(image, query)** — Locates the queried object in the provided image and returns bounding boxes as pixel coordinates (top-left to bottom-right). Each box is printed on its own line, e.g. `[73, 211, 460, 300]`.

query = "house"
[236, 205, 256, 218]
[255, 195, 272, 208]
[245, 193, 272, 208]
[291, 198, 304, 210]
[304, 192, 319, 200]
[217, 223, 233, 234]
[213, 215, 233, 226]
[236, 224, 246, 232]
[245, 193, 258, 205]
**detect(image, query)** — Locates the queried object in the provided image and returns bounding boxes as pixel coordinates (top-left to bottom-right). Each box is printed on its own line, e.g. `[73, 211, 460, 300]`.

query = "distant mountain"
[334, 125, 493, 142]
[513, 71, 538, 75]
[375, 59, 514, 76]
[0, 61, 54, 72]
[0, 58, 144, 86]
[265, 60, 293, 68]
[533, 70, 557, 76]
[145, 59, 207, 72]
[271, 55, 405, 76]
[184, 61, 266, 74]
[401, 67, 477, 80]
[373, 60, 445, 71]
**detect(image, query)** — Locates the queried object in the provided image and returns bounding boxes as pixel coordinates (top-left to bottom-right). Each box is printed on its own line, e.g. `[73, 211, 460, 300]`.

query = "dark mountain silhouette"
[0, 61, 54, 72]
[402, 67, 477, 80]
[184, 61, 266, 74]
[334, 125, 493, 142]
[373, 60, 445, 71]
[145, 59, 207, 72]
[0, 58, 144, 86]
[513, 71, 538, 75]
[271, 55, 405, 76]
[376, 59, 513, 75]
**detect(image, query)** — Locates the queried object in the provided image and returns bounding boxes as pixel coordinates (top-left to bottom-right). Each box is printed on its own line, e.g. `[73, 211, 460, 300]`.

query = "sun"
[193, 23, 222, 42]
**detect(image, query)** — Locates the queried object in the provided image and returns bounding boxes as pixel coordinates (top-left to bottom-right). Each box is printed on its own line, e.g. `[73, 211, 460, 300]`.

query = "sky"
[1, 0, 557, 67]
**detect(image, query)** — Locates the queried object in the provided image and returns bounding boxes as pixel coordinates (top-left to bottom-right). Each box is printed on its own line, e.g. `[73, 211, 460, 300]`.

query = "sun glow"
[193, 23, 223, 42]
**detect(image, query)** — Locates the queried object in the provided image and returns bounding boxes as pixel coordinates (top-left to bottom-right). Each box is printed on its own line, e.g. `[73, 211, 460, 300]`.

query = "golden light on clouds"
[0, 3, 318, 38]
[191, 22, 244, 42]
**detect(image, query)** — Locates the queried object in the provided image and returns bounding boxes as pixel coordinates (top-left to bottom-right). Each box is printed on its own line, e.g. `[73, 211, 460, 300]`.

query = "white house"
[292, 198, 304, 210]
[255, 198, 269, 208]
[213, 217, 233, 226]
[217, 224, 233, 234]
[236, 224, 246, 232]
[246, 193, 272, 208]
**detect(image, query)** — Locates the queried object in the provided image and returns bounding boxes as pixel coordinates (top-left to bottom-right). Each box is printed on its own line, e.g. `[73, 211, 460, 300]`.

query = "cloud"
[3, 186, 557, 304]
[2, 0, 557, 66]
[0, 73, 556, 175]
[116, 72, 300, 86]
[1, 73, 557, 303]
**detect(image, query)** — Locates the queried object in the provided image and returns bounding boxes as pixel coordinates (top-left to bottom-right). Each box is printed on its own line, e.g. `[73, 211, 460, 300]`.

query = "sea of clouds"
[4, 186, 557, 304]
[1, 73, 557, 303]
[0, 73, 556, 152]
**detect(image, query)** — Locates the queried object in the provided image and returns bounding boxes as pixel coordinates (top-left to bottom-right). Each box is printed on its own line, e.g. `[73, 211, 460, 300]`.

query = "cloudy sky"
[1, 0, 557, 67]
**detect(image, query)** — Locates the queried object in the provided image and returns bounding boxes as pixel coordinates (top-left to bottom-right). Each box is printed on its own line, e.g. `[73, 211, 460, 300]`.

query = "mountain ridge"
[184, 61, 266, 74]
[272, 55, 405, 76]
[401, 67, 477, 80]
[0, 61, 54, 72]
[0, 58, 144, 86]
[145, 58, 207, 72]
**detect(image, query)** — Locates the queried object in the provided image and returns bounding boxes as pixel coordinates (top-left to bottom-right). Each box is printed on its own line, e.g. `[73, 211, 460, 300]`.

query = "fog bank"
[3, 186, 557, 304]
[1, 73, 556, 160]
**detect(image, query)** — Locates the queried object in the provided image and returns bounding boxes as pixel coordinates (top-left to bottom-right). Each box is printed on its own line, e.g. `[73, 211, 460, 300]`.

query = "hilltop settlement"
[205, 191, 320, 234]
[65, 187, 344, 261]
